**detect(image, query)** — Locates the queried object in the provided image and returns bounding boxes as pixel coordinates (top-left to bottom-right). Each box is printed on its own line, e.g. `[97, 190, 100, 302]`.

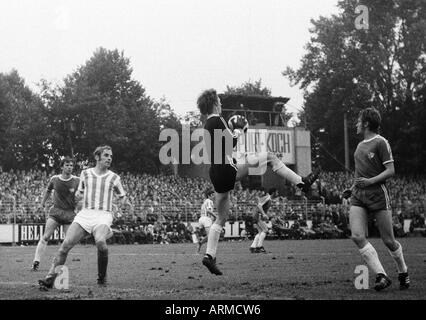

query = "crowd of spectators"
[0, 167, 425, 241]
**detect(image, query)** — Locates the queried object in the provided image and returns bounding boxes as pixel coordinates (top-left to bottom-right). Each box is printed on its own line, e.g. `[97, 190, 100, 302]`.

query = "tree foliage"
[0, 48, 179, 174]
[225, 79, 272, 97]
[283, 0, 426, 172]
[0, 70, 49, 170]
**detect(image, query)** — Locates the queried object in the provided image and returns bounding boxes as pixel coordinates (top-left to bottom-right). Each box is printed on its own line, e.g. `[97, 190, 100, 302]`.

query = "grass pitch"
[1, 238, 425, 300]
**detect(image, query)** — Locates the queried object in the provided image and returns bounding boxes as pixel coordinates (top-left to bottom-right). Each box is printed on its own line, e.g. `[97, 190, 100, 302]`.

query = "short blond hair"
[93, 145, 112, 160]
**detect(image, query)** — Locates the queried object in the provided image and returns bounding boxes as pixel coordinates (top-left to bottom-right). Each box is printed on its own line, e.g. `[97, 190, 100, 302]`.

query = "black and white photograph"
[0, 0, 425, 308]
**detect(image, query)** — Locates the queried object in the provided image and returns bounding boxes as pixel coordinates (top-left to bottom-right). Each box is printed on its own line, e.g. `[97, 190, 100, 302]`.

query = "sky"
[0, 0, 341, 118]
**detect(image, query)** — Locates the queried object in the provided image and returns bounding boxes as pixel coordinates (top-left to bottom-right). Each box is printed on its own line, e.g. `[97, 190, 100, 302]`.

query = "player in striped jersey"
[197, 188, 216, 252]
[39, 145, 132, 289]
[345, 108, 409, 291]
[250, 188, 278, 253]
[31, 157, 79, 271]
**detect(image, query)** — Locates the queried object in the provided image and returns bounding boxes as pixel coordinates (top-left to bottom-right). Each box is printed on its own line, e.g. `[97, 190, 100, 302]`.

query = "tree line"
[1, 0, 425, 175]
[0, 48, 182, 173]
[284, 0, 426, 173]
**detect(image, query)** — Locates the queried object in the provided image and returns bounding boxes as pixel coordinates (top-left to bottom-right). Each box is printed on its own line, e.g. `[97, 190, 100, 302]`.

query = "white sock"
[272, 163, 302, 185]
[34, 238, 47, 263]
[388, 242, 408, 273]
[257, 232, 267, 247]
[251, 234, 260, 248]
[205, 223, 222, 258]
[359, 242, 386, 275]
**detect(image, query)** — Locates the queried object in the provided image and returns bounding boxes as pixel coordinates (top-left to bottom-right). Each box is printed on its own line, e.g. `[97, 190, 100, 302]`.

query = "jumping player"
[197, 188, 216, 252]
[197, 89, 319, 275]
[345, 108, 409, 291]
[31, 156, 79, 271]
[250, 188, 278, 253]
[38, 145, 132, 289]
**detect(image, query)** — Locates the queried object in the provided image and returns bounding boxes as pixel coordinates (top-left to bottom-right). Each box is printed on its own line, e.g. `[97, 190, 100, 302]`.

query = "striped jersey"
[77, 168, 126, 212]
[201, 199, 214, 218]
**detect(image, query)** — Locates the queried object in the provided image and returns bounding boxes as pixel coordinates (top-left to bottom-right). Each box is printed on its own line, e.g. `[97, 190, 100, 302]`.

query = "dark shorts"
[48, 207, 76, 225]
[209, 160, 238, 193]
[350, 184, 391, 213]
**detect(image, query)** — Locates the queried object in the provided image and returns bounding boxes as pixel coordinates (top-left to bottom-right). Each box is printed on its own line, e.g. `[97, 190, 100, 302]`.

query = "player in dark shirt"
[31, 157, 79, 271]
[197, 89, 319, 275]
[346, 108, 409, 291]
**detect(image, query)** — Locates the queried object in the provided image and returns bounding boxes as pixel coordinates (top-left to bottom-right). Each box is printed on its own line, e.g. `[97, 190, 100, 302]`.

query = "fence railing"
[0, 199, 331, 224]
[2, 197, 424, 226]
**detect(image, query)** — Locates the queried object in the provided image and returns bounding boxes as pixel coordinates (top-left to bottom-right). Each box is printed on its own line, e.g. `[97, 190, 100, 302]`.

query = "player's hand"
[342, 189, 352, 199]
[354, 177, 372, 188]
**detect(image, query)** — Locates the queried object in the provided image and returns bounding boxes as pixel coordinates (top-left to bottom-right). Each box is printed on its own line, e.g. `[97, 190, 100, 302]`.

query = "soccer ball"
[228, 115, 249, 133]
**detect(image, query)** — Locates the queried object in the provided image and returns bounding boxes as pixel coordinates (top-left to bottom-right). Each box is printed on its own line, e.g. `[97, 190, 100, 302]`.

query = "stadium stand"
[0, 169, 425, 242]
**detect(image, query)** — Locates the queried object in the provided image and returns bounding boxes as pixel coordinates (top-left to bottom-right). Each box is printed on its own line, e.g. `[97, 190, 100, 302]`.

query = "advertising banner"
[233, 128, 295, 165]
[18, 224, 65, 243]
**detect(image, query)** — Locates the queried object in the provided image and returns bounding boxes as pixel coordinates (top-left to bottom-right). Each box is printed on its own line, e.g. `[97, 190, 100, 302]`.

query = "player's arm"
[257, 196, 269, 218]
[257, 203, 266, 216]
[114, 177, 133, 210]
[369, 162, 395, 184]
[220, 117, 241, 148]
[40, 177, 54, 208]
[355, 164, 395, 188]
[75, 172, 85, 202]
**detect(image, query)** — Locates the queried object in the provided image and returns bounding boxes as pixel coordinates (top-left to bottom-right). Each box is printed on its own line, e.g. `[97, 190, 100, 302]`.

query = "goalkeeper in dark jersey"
[197, 89, 320, 275]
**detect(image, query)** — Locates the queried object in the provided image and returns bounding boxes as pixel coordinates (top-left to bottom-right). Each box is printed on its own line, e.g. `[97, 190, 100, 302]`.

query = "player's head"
[357, 107, 381, 135]
[93, 145, 113, 168]
[60, 156, 75, 174]
[197, 89, 221, 116]
[268, 188, 278, 197]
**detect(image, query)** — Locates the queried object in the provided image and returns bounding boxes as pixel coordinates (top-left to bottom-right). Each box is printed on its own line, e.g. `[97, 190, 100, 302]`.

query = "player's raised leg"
[375, 210, 410, 290]
[350, 206, 390, 291]
[93, 224, 113, 286]
[39, 222, 87, 290]
[236, 153, 319, 192]
[32, 217, 59, 271]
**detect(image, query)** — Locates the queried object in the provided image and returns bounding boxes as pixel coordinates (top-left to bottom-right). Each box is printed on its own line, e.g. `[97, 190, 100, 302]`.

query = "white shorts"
[198, 216, 213, 230]
[73, 209, 113, 239]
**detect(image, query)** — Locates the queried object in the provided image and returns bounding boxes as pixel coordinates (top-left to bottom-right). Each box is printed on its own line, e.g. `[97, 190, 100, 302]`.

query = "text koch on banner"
[233, 128, 295, 165]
